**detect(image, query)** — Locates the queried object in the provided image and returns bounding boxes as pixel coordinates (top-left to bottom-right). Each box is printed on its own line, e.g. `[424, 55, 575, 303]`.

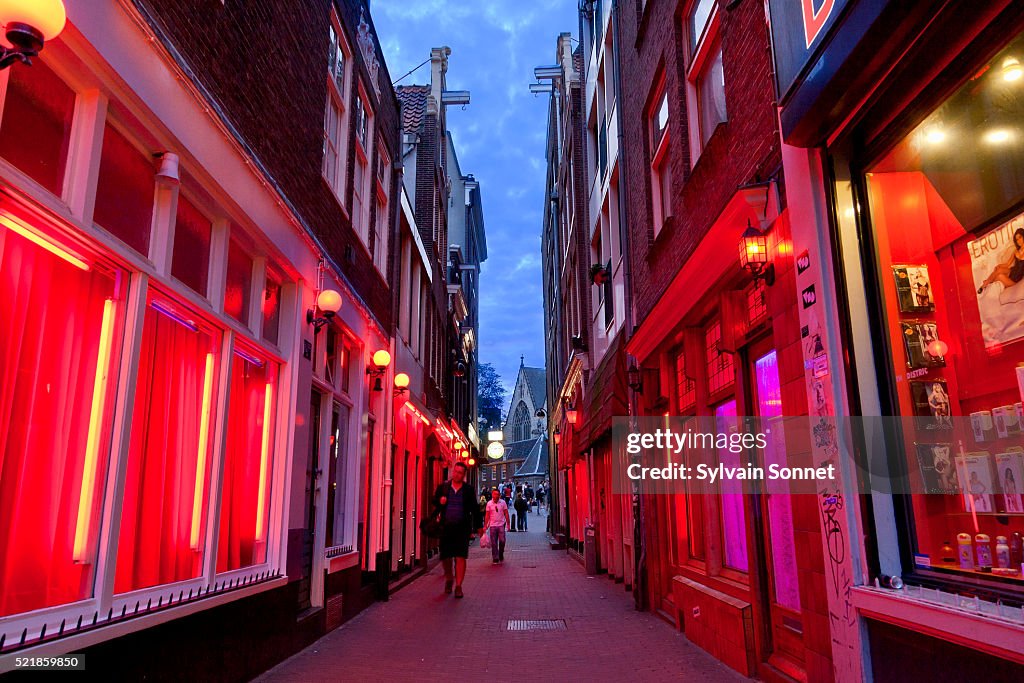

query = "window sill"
[851, 585, 1024, 663]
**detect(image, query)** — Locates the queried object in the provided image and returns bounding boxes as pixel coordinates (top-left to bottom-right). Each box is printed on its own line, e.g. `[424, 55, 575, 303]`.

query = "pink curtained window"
[217, 351, 276, 572]
[715, 400, 748, 572]
[114, 299, 219, 594]
[0, 222, 120, 617]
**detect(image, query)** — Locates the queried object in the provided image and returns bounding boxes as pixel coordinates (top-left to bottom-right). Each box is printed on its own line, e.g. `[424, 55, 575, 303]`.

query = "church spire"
[520, 354, 524, 368]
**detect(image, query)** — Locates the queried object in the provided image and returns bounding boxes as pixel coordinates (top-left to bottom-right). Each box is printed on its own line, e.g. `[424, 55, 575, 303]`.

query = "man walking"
[431, 462, 482, 598]
[514, 493, 529, 532]
[483, 488, 510, 563]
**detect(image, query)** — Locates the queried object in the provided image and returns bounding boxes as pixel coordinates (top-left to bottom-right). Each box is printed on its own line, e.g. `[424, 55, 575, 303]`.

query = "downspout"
[610, 0, 645, 612]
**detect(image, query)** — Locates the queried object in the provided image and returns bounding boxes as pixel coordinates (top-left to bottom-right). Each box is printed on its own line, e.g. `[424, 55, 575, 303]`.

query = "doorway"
[749, 347, 804, 669]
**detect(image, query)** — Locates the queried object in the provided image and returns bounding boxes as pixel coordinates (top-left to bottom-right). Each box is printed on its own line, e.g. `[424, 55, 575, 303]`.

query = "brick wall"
[134, 0, 400, 330]
[618, 0, 832, 677]
[620, 0, 780, 328]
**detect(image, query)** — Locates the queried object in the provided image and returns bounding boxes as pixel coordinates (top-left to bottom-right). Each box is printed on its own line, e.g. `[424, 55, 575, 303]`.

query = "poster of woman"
[956, 452, 995, 513]
[970, 213, 1024, 348]
[994, 451, 1024, 513]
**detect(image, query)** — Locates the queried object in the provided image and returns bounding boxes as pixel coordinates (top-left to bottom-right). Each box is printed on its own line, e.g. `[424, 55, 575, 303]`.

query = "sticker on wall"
[801, 284, 817, 308]
[812, 353, 829, 378]
[796, 250, 811, 275]
[801, 325, 809, 338]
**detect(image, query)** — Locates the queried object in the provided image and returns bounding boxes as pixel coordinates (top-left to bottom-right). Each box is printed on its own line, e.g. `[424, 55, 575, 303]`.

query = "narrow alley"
[256, 516, 741, 683]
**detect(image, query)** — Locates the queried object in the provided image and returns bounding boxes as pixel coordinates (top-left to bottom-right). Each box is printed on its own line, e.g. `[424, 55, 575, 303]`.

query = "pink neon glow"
[255, 383, 273, 542]
[0, 212, 89, 271]
[190, 352, 215, 551]
[72, 298, 114, 563]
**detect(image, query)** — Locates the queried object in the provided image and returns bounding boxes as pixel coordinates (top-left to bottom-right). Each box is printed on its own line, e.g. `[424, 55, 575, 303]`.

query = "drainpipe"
[610, 0, 645, 612]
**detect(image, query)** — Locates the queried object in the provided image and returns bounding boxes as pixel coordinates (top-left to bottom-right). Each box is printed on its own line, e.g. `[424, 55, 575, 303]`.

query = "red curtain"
[217, 353, 274, 573]
[114, 303, 216, 593]
[0, 228, 116, 616]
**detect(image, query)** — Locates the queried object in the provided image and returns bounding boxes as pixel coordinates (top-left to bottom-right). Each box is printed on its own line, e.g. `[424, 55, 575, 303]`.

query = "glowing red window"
[674, 348, 696, 413]
[705, 319, 734, 395]
[0, 219, 122, 617]
[94, 123, 155, 256]
[224, 237, 253, 324]
[115, 298, 220, 593]
[0, 59, 75, 196]
[261, 264, 282, 345]
[217, 350, 277, 572]
[172, 194, 212, 296]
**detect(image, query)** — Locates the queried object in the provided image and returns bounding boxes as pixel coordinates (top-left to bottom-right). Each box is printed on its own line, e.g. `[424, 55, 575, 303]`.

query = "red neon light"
[404, 400, 432, 426]
[0, 212, 89, 271]
[73, 298, 114, 563]
[255, 382, 273, 542]
[190, 352, 215, 551]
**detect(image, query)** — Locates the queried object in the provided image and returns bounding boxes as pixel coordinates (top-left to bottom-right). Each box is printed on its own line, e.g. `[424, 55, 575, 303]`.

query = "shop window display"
[865, 34, 1024, 585]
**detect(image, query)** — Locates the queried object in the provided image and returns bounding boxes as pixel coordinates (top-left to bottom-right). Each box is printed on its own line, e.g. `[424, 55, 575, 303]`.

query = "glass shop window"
[864, 33, 1024, 585]
[217, 349, 277, 573]
[261, 264, 283, 346]
[224, 236, 253, 324]
[172, 193, 212, 297]
[0, 58, 75, 196]
[0, 216, 123, 617]
[115, 296, 220, 593]
[94, 122, 155, 256]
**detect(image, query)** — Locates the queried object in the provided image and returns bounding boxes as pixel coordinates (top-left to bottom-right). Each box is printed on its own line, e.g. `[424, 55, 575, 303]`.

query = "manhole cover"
[506, 619, 566, 631]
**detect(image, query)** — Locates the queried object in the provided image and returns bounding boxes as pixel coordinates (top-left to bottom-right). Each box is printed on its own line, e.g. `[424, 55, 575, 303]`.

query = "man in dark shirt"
[431, 462, 482, 598]
[514, 494, 529, 531]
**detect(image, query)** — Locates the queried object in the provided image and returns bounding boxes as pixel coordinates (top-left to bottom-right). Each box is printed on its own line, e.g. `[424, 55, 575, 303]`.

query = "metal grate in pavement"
[506, 619, 567, 631]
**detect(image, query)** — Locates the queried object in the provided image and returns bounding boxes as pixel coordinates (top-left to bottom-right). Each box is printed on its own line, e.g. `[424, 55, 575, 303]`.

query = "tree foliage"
[477, 362, 506, 428]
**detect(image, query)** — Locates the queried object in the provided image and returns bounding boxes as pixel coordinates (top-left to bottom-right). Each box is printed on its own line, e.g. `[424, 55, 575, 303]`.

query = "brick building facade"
[0, 1, 483, 679]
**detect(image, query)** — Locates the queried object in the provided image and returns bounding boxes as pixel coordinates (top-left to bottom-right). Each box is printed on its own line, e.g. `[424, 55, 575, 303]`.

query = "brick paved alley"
[255, 513, 744, 682]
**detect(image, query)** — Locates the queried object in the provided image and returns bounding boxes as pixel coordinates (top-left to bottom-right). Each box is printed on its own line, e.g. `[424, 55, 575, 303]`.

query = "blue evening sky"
[373, 0, 579, 396]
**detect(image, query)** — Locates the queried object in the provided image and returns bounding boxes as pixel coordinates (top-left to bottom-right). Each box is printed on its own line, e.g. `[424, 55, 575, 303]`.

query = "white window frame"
[373, 138, 390, 275]
[684, 0, 726, 164]
[649, 80, 671, 236]
[352, 83, 374, 248]
[323, 15, 351, 210]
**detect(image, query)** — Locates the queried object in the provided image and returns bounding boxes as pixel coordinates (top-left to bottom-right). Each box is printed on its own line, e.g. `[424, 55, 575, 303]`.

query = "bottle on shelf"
[976, 533, 992, 572]
[995, 536, 1010, 569]
[957, 533, 974, 570]
[940, 540, 956, 564]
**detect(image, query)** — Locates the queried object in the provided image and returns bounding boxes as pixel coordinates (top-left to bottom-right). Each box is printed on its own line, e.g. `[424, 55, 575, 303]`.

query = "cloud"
[374, 0, 578, 392]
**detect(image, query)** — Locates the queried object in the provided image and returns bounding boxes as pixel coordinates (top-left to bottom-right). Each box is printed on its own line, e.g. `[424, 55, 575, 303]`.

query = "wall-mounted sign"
[486, 442, 505, 460]
[767, 0, 851, 100]
[802, 285, 817, 309]
[796, 250, 811, 275]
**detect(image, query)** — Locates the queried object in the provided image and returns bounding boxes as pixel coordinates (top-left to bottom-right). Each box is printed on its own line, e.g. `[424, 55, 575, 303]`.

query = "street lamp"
[0, 0, 67, 69]
[553, 428, 561, 445]
[394, 372, 410, 396]
[306, 289, 342, 334]
[739, 221, 775, 286]
[366, 349, 391, 391]
[565, 403, 578, 425]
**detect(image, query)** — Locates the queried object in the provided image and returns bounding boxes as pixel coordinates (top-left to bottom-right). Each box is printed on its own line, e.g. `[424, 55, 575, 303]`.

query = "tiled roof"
[514, 438, 549, 477]
[523, 367, 547, 409]
[396, 85, 431, 134]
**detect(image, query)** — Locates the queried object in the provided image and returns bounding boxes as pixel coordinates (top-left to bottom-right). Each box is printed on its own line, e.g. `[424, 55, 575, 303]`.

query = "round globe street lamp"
[0, 0, 67, 69]
[306, 289, 342, 334]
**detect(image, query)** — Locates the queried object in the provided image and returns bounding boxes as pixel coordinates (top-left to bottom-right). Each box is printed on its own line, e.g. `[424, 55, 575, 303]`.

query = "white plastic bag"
[480, 530, 490, 548]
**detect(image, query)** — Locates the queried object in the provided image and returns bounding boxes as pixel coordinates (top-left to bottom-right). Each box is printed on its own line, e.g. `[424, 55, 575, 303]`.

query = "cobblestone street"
[256, 514, 744, 682]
